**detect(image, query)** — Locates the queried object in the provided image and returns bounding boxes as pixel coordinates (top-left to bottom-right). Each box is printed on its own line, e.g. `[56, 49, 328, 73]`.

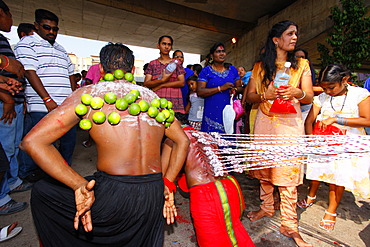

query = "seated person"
[161, 115, 255, 247]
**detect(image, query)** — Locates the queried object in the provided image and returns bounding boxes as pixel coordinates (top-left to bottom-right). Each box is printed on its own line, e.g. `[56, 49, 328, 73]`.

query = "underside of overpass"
[9, 0, 297, 54]
[7, 0, 370, 71]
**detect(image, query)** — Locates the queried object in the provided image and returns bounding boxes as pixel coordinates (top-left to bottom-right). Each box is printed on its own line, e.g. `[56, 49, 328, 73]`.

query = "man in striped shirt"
[15, 9, 75, 181]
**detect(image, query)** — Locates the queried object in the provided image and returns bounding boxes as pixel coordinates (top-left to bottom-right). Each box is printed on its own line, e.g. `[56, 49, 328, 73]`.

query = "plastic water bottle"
[274, 62, 291, 87]
[158, 60, 178, 79]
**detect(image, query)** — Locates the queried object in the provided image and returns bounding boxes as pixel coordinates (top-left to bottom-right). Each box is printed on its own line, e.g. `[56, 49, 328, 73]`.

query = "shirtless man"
[20, 43, 189, 246]
[161, 116, 255, 247]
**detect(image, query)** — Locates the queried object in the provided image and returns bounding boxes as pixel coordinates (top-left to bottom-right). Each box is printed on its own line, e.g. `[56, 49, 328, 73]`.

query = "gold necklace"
[212, 64, 225, 73]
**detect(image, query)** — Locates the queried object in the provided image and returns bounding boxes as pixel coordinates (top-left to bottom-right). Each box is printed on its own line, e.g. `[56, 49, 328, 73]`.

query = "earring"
[275, 43, 278, 48]
[208, 57, 213, 64]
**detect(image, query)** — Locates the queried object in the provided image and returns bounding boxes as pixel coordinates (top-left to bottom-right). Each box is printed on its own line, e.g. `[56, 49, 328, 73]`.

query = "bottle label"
[165, 60, 178, 74]
[274, 72, 290, 87]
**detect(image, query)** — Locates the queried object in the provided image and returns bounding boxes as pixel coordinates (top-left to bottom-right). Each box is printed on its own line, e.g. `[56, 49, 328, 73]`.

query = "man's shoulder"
[0, 33, 7, 41]
[15, 35, 40, 49]
[53, 42, 68, 53]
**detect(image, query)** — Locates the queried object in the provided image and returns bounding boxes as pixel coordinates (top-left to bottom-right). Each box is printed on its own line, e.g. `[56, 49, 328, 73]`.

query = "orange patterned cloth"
[260, 181, 299, 232]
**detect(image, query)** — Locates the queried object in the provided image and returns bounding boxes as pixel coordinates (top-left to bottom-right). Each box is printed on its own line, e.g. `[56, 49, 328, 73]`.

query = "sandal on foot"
[319, 210, 336, 232]
[297, 195, 316, 209]
[0, 223, 22, 242]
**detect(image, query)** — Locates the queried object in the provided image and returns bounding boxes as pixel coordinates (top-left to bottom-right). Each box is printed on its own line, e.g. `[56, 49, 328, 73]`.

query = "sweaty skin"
[183, 130, 218, 187]
[162, 129, 218, 186]
[86, 82, 166, 175]
[20, 80, 189, 230]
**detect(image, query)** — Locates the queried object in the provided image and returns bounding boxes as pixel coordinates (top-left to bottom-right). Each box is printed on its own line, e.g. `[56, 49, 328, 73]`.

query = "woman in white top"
[299, 64, 370, 232]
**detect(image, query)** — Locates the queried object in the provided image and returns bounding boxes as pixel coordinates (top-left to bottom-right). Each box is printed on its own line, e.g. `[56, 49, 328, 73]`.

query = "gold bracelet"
[42, 96, 51, 102]
[217, 86, 221, 92]
[44, 98, 53, 104]
[260, 93, 266, 102]
[0, 55, 9, 71]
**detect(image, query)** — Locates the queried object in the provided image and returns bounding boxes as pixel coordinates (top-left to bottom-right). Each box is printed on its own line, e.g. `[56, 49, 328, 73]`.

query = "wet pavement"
[2, 130, 370, 246]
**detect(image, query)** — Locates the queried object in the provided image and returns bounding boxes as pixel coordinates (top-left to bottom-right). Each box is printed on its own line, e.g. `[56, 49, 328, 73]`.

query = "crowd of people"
[0, 0, 369, 246]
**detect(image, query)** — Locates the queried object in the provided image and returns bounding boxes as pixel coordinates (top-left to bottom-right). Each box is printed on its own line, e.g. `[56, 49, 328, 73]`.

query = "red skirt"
[190, 175, 255, 247]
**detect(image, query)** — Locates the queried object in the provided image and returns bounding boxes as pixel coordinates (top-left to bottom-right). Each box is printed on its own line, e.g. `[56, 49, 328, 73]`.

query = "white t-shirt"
[15, 33, 74, 113]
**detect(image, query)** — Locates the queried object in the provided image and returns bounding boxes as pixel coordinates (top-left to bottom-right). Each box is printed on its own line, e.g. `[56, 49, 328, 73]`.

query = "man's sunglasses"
[40, 24, 59, 32]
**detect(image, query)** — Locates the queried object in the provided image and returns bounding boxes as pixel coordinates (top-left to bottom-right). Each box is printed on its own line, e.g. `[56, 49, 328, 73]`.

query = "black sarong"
[31, 171, 164, 247]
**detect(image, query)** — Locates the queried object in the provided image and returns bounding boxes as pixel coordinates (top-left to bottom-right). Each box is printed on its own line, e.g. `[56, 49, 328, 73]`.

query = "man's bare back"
[20, 43, 189, 246]
[81, 81, 166, 175]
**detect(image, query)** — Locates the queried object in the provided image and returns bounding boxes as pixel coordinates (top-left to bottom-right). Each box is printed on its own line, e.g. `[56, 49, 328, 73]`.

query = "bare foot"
[247, 209, 273, 221]
[280, 226, 313, 247]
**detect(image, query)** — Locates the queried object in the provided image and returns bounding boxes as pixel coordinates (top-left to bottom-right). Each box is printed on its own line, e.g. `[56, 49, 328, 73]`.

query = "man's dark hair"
[35, 9, 59, 24]
[17, 23, 36, 39]
[158, 35, 173, 45]
[192, 64, 202, 75]
[0, 0, 9, 13]
[100, 43, 134, 73]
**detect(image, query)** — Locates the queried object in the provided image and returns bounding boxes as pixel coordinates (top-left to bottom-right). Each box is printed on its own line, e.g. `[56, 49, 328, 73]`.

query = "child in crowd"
[299, 64, 370, 231]
[185, 75, 204, 130]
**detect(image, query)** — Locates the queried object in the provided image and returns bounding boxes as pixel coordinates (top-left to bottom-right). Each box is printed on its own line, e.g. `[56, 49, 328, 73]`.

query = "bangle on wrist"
[336, 116, 348, 125]
[296, 90, 306, 100]
[0, 55, 9, 71]
[163, 177, 176, 193]
[260, 93, 266, 102]
[44, 98, 53, 104]
[42, 96, 51, 102]
[217, 86, 222, 92]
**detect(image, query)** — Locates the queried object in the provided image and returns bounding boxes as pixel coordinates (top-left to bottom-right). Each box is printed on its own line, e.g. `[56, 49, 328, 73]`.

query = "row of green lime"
[99, 69, 136, 84]
[75, 90, 175, 130]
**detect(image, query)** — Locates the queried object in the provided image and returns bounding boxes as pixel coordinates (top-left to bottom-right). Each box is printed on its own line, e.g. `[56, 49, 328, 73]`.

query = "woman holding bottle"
[245, 20, 313, 247]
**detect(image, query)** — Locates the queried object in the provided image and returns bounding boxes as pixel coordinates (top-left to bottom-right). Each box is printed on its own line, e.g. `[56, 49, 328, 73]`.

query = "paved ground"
[2, 130, 370, 246]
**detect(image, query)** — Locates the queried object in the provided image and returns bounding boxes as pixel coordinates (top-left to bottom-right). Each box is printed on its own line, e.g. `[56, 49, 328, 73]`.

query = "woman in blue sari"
[197, 42, 241, 133]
